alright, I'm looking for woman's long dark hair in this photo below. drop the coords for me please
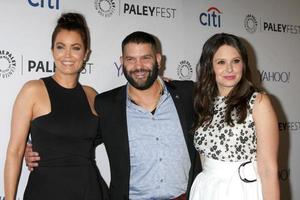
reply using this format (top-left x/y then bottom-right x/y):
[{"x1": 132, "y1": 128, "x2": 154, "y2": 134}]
[{"x1": 193, "y1": 33, "x2": 259, "y2": 129}]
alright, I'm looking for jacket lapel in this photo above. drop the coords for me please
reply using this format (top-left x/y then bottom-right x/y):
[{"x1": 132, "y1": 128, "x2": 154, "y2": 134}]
[{"x1": 115, "y1": 86, "x2": 131, "y2": 185}]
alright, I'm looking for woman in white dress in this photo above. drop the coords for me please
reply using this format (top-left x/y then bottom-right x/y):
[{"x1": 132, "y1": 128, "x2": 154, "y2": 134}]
[{"x1": 190, "y1": 33, "x2": 280, "y2": 200}]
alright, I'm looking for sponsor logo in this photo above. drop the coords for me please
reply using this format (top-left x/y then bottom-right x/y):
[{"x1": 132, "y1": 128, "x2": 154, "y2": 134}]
[
  {"x1": 21, "y1": 57, "x2": 93, "y2": 75},
  {"x1": 81, "y1": 63, "x2": 94, "y2": 74},
  {"x1": 95, "y1": 0, "x2": 176, "y2": 19},
  {"x1": 278, "y1": 121, "x2": 300, "y2": 132},
  {"x1": 244, "y1": 14, "x2": 300, "y2": 34},
  {"x1": 122, "y1": 3, "x2": 176, "y2": 18},
  {"x1": 26, "y1": 59, "x2": 56, "y2": 73},
  {"x1": 114, "y1": 62, "x2": 123, "y2": 77},
  {"x1": 244, "y1": 14, "x2": 258, "y2": 33},
  {"x1": 27, "y1": 0, "x2": 60, "y2": 9},
  {"x1": 199, "y1": 7, "x2": 222, "y2": 28},
  {"x1": 177, "y1": 60, "x2": 193, "y2": 80},
  {"x1": 259, "y1": 70, "x2": 290, "y2": 83},
  {"x1": 263, "y1": 22, "x2": 300, "y2": 34},
  {"x1": 95, "y1": 0, "x2": 116, "y2": 18},
  {"x1": 278, "y1": 168, "x2": 290, "y2": 181},
  {"x1": 0, "y1": 50, "x2": 16, "y2": 78}
]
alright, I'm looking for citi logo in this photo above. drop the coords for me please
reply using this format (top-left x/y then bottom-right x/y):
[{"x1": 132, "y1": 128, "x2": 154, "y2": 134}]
[
  {"x1": 28, "y1": 0, "x2": 60, "y2": 10},
  {"x1": 199, "y1": 7, "x2": 222, "y2": 28}
]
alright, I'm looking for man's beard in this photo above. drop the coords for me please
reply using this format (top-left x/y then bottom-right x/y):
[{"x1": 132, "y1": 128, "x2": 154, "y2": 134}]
[{"x1": 123, "y1": 62, "x2": 159, "y2": 90}]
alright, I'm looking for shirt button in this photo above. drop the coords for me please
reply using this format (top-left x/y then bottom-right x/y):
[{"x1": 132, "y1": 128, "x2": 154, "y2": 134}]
[
  {"x1": 159, "y1": 158, "x2": 162, "y2": 162},
  {"x1": 160, "y1": 179, "x2": 163, "y2": 182},
  {"x1": 156, "y1": 137, "x2": 159, "y2": 141}
]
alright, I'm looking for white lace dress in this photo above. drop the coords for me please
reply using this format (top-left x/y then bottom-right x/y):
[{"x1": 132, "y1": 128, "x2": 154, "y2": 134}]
[{"x1": 190, "y1": 93, "x2": 263, "y2": 200}]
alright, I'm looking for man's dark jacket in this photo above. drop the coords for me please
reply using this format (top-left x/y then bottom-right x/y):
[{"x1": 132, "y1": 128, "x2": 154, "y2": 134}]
[{"x1": 94, "y1": 80, "x2": 201, "y2": 200}]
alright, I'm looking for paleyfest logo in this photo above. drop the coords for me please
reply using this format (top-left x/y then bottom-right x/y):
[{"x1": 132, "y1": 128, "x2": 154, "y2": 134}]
[
  {"x1": 122, "y1": 3, "x2": 176, "y2": 18},
  {"x1": 244, "y1": 14, "x2": 300, "y2": 34},
  {"x1": 95, "y1": 0, "x2": 176, "y2": 19},
  {"x1": 95, "y1": 0, "x2": 116, "y2": 17},
  {"x1": 177, "y1": 60, "x2": 193, "y2": 80},
  {"x1": 244, "y1": 14, "x2": 258, "y2": 33},
  {"x1": 20, "y1": 57, "x2": 94, "y2": 75},
  {"x1": 0, "y1": 50, "x2": 16, "y2": 78},
  {"x1": 278, "y1": 121, "x2": 300, "y2": 132}
]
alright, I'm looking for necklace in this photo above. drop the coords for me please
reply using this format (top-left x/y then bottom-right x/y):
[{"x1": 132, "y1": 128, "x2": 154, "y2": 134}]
[{"x1": 128, "y1": 82, "x2": 164, "y2": 111}]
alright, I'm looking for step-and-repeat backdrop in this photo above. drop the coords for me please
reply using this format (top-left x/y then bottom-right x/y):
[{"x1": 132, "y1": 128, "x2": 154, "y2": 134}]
[{"x1": 1, "y1": 0, "x2": 299, "y2": 199}]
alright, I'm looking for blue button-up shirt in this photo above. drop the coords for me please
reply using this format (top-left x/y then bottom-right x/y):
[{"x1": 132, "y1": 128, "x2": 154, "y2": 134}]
[{"x1": 126, "y1": 78, "x2": 191, "y2": 200}]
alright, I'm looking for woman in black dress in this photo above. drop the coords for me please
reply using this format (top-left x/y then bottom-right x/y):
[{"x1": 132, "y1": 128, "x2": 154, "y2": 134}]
[{"x1": 4, "y1": 12, "x2": 108, "y2": 200}]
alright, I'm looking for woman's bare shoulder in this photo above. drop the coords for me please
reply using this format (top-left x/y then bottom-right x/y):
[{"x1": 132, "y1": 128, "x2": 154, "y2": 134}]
[{"x1": 82, "y1": 85, "x2": 98, "y2": 99}]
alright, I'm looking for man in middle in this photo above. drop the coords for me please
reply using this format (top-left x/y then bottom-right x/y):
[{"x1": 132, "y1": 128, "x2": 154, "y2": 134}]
[{"x1": 94, "y1": 31, "x2": 200, "y2": 200}]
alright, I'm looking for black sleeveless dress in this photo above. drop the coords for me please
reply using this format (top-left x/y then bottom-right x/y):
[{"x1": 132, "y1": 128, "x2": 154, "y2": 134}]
[{"x1": 23, "y1": 76, "x2": 108, "y2": 200}]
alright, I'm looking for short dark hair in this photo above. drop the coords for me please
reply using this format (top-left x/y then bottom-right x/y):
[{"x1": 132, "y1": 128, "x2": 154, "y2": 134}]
[
  {"x1": 121, "y1": 31, "x2": 157, "y2": 53},
  {"x1": 51, "y1": 12, "x2": 90, "y2": 51}
]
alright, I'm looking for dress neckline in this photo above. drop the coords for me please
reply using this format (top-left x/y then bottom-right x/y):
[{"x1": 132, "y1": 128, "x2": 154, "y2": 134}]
[
  {"x1": 215, "y1": 95, "x2": 226, "y2": 101},
  {"x1": 49, "y1": 76, "x2": 80, "y2": 91}
]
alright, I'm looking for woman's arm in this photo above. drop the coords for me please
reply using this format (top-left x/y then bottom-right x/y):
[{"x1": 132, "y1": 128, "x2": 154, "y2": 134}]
[
  {"x1": 253, "y1": 93, "x2": 280, "y2": 200},
  {"x1": 83, "y1": 85, "x2": 103, "y2": 147},
  {"x1": 82, "y1": 85, "x2": 98, "y2": 116},
  {"x1": 4, "y1": 81, "x2": 36, "y2": 200}
]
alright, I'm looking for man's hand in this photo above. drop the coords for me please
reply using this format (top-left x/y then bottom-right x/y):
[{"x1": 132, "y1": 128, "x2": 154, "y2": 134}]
[
  {"x1": 161, "y1": 76, "x2": 173, "y2": 82},
  {"x1": 24, "y1": 143, "x2": 40, "y2": 171}
]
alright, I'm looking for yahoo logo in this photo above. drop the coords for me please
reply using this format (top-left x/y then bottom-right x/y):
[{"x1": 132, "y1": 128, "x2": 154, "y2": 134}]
[{"x1": 114, "y1": 62, "x2": 123, "y2": 77}]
